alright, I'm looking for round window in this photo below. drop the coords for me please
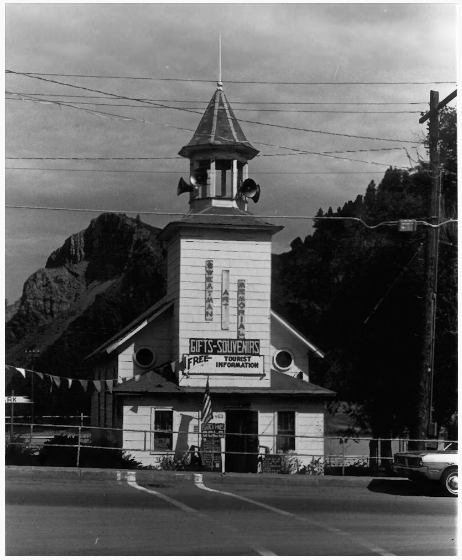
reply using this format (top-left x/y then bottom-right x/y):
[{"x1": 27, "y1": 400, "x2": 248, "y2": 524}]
[
  {"x1": 133, "y1": 347, "x2": 156, "y2": 369},
  {"x1": 274, "y1": 350, "x2": 294, "y2": 371}
]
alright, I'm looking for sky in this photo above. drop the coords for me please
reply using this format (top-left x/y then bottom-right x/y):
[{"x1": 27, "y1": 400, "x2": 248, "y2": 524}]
[{"x1": 5, "y1": 2, "x2": 457, "y2": 303}]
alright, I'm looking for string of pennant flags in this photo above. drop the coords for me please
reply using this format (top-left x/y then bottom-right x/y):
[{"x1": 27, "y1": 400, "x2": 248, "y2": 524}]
[{"x1": 5, "y1": 359, "x2": 181, "y2": 394}]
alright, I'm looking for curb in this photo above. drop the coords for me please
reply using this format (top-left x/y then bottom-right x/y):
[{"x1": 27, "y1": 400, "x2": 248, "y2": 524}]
[{"x1": 6, "y1": 466, "x2": 401, "y2": 488}]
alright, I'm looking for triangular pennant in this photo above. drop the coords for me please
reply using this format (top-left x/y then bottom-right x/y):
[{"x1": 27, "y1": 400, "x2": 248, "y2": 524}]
[
  {"x1": 93, "y1": 380, "x2": 102, "y2": 393},
  {"x1": 170, "y1": 361, "x2": 177, "y2": 373},
  {"x1": 16, "y1": 368, "x2": 27, "y2": 378},
  {"x1": 79, "y1": 379, "x2": 88, "y2": 391},
  {"x1": 67, "y1": 378, "x2": 73, "y2": 389},
  {"x1": 106, "y1": 380, "x2": 113, "y2": 393},
  {"x1": 35, "y1": 371, "x2": 44, "y2": 380},
  {"x1": 52, "y1": 376, "x2": 61, "y2": 388}
]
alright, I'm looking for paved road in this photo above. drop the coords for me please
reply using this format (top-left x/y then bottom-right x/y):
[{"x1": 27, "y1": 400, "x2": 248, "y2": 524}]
[{"x1": 6, "y1": 474, "x2": 457, "y2": 555}]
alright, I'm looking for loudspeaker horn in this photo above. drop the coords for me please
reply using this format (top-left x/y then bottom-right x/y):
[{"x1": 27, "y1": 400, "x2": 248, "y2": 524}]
[
  {"x1": 190, "y1": 168, "x2": 208, "y2": 187},
  {"x1": 177, "y1": 177, "x2": 194, "y2": 196},
  {"x1": 240, "y1": 178, "x2": 261, "y2": 203}
]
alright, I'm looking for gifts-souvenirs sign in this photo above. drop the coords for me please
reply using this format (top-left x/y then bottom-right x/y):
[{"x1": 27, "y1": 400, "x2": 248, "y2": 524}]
[{"x1": 185, "y1": 338, "x2": 264, "y2": 374}]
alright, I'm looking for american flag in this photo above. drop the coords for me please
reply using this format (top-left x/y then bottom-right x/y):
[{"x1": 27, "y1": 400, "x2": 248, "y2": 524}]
[{"x1": 201, "y1": 378, "x2": 213, "y2": 425}]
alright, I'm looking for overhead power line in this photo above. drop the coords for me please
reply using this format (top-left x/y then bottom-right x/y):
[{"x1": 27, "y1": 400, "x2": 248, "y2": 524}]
[
  {"x1": 5, "y1": 205, "x2": 458, "y2": 230},
  {"x1": 6, "y1": 71, "x2": 456, "y2": 85},
  {"x1": 5, "y1": 92, "x2": 430, "y2": 105},
  {"x1": 5, "y1": 167, "x2": 389, "y2": 175},
  {"x1": 5, "y1": 147, "x2": 413, "y2": 160},
  {"x1": 6, "y1": 97, "x2": 422, "y2": 114},
  {"x1": 6, "y1": 72, "x2": 420, "y2": 143}
]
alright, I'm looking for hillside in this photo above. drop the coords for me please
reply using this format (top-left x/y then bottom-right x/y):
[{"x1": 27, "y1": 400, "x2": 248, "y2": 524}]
[{"x1": 6, "y1": 212, "x2": 167, "y2": 415}]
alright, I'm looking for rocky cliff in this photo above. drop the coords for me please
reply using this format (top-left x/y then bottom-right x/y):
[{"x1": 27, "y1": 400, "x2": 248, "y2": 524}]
[{"x1": 6, "y1": 213, "x2": 167, "y2": 414}]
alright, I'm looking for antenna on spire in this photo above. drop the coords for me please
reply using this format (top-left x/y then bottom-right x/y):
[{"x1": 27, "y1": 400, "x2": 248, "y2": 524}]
[{"x1": 217, "y1": 32, "x2": 223, "y2": 90}]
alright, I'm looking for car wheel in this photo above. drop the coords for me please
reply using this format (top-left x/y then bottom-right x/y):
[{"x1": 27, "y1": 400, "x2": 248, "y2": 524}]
[{"x1": 441, "y1": 467, "x2": 458, "y2": 497}]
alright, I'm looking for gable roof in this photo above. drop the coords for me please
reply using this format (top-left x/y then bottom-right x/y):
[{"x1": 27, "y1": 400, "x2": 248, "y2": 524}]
[
  {"x1": 271, "y1": 310, "x2": 325, "y2": 358},
  {"x1": 85, "y1": 296, "x2": 173, "y2": 360},
  {"x1": 113, "y1": 368, "x2": 334, "y2": 396}
]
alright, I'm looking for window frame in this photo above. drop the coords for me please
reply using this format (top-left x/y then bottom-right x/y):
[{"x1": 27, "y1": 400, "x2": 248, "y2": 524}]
[
  {"x1": 150, "y1": 407, "x2": 174, "y2": 453},
  {"x1": 273, "y1": 349, "x2": 294, "y2": 372},
  {"x1": 276, "y1": 410, "x2": 296, "y2": 453},
  {"x1": 133, "y1": 346, "x2": 157, "y2": 369}
]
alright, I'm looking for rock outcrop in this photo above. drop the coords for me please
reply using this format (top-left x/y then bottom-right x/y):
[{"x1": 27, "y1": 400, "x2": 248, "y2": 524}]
[{"x1": 5, "y1": 213, "x2": 167, "y2": 415}]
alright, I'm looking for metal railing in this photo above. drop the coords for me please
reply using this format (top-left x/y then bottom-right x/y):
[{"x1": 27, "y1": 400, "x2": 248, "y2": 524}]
[{"x1": 5, "y1": 421, "x2": 457, "y2": 473}]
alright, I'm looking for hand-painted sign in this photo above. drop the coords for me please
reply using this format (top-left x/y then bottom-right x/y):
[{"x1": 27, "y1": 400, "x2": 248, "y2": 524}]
[
  {"x1": 237, "y1": 279, "x2": 246, "y2": 339},
  {"x1": 5, "y1": 396, "x2": 33, "y2": 404},
  {"x1": 184, "y1": 354, "x2": 264, "y2": 374},
  {"x1": 205, "y1": 260, "x2": 213, "y2": 321},
  {"x1": 189, "y1": 338, "x2": 260, "y2": 355}
]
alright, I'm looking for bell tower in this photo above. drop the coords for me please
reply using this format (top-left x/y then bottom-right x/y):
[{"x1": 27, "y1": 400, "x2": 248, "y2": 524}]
[
  {"x1": 177, "y1": 80, "x2": 260, "y2": 212},
  {"x1": 161, "y1": 79, "x2": 282, "y2": 389}
]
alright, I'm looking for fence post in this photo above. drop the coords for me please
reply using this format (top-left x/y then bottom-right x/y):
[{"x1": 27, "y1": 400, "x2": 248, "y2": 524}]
[
  {"x1": 144, "y1": 431, "x2": 147, "y2": 452},
  {"x1": 341, "y1": 438, "x2": 345, "y2": 476},
  {"x1": 76, "y1": 426, "x2": 82, "y2": 468},
  {"x1": 29, "y1": 423, "x2": 34, "y2": 446}
]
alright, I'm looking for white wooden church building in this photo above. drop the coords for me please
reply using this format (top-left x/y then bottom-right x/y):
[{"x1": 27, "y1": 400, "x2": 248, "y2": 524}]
[{"x1": 88, "y1": 80, "x2": 334, "y2": 472}]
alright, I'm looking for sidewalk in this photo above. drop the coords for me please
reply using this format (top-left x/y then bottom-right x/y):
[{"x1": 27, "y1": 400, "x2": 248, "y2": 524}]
[{"x1": 6, "y1": 465, "x2": 401, "y2": 488}]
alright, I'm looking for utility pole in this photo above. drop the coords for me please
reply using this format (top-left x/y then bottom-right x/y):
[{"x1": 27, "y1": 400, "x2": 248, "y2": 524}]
[
  {"x1": 413, "y1": 89, "x2": 457, "y2": 449},
  {"x1": 25, "y1": 348, "x2": 40, "y2": 424}
]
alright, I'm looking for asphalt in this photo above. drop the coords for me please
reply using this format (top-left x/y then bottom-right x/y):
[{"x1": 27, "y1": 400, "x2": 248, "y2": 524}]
[{"x1": 5, "y1": 465, "x2": 402, "y2": 487}]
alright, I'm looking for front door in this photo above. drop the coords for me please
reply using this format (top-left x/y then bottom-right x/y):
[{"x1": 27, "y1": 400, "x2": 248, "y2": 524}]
[{"x1": 225, "y1": 410, "x2": 259, "y2": 473}]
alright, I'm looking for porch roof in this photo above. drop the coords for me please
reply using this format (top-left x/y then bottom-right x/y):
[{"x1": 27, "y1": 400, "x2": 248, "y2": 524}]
[{"x1": 113, "y1": 369, "x2": 334, "y2": 396}]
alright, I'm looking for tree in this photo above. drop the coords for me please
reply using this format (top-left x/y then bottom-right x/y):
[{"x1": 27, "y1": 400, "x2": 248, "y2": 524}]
[{"x1": 272, "y1": 108, "x2": 457, "y2": 444}]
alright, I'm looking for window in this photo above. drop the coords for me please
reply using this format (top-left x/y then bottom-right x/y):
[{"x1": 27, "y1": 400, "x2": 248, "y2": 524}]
[
  {"x1": 133, "y1": 346, "x2": 156, "y2": 369},
  {"x1": 273, "y1": 349, "x2": 294, "y2": 371},
  {"x1": 277, "y1": 411, "x2": 295, "y2": 452},
  {"x1": 152, "y1": 409, "x2": 173, "y2": 451}
]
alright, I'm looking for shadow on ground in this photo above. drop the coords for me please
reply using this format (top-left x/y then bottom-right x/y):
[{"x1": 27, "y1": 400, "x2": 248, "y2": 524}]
[{"x1": 367, "y1": 478, "x2": 448, "y2": 497}]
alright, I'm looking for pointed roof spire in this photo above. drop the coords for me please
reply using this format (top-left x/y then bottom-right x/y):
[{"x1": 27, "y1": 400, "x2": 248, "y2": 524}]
[
  {"x1": 179, "y1": 35, "x2": 258, "y2": 161},
  {"x1": 178, "y1": 86, "x2": 258, "y2": 160}
]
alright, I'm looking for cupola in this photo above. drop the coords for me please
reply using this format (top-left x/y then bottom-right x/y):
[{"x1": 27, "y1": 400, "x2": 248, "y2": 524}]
[{"x1": 177, "y1": 81, "x2": 260, "y2": 212}]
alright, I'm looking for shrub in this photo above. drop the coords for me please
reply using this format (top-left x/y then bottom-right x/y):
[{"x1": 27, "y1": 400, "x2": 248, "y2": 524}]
[
  {"x1": 297, "y1": 456, "x2": 325, "y2": 475},
  {"x1": 5, "y1": 435, "x2": 37, "y2": 466},
  {"x1": 36, "y1": 433, "x2": 144, "y2": 469},
  {"x1": 155, "y1": 453, "x2": 190, "y2": 471}
]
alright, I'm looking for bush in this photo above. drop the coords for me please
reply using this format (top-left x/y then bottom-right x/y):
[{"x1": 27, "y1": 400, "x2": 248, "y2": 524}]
[
  {"x1": 36, "y1": 433, "x2": 144, "y2": 469},
  {"x1": 5, "y1": 435, "x2": 37, "y2": 466},
  {"x1": 155, "y1": 453, "x2": 191, "y2": 471},
  {"x1": 297, "y1": 456, "x2": 325, "y2": 475}
]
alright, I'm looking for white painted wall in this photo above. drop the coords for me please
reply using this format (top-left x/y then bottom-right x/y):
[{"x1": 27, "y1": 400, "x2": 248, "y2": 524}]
[
  {"x1": 116, "y1": 313, "x2": 173, "y2": 380},
  {"x1": 121, "y1": 396, "x2": 326, "y2": 470},
  {"x1": 166, "y1": 228, "x2": 274, "y2": 389},
  {"x1": 270, "y1": 316, "x2": 319, "y2": 382}
]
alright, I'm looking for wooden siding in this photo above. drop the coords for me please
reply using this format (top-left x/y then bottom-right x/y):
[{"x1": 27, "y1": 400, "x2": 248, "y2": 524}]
[
  {"x1": 116, "y1": 314, "x2": 172, "y2": 380},
  {"x1": 170, "y1": 230, "x2": 273, "y2": 388},
  {"x1": 270, "y1": 316, "x2": 316, "y2": 381},
  {"x1": 121, "y1": 397, "x2": 325, "y2": 468}
]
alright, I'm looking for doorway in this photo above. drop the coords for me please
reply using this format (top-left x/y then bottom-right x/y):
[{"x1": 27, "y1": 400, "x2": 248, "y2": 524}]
[{"x1": 225, "y1": 410, "x2": 259, "y2": 473}]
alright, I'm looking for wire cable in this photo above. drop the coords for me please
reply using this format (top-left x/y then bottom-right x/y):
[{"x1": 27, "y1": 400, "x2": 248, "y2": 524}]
[
  {"x1": 5, "y1": 167, "x2": 389, "y2": 175},
  {"x1": 7, "y1": 71, "x2": 456, "y2": 85},
  {"x1": 5, "y1": 91, "x2": 431, "y2": 104},
  {"x1": 6, "y1": 71, "x2": 420, "y2": 143},
  {"x1": 4, "y1": 204, "x2": 458, "y2": 229},
  {"x1": 6, "y1": 96, "x2": 423, "y2": 114}
]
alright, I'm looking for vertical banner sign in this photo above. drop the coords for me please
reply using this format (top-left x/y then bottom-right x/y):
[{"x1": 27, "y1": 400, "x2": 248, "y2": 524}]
[
  {"x1": 205, "y1": 260, "x2": 214, "y2": 321},
  {"x1": 221, "y1": 270, "x2": 230, "y2": 330},
  {"x1": 237, "y1": 279, "x2": 246, "y2": 339}
]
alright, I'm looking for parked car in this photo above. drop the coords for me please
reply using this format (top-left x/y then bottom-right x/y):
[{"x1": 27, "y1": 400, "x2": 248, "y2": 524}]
[{"x1": 393, "y1": 449, "x2": 458, "y2": 496}]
